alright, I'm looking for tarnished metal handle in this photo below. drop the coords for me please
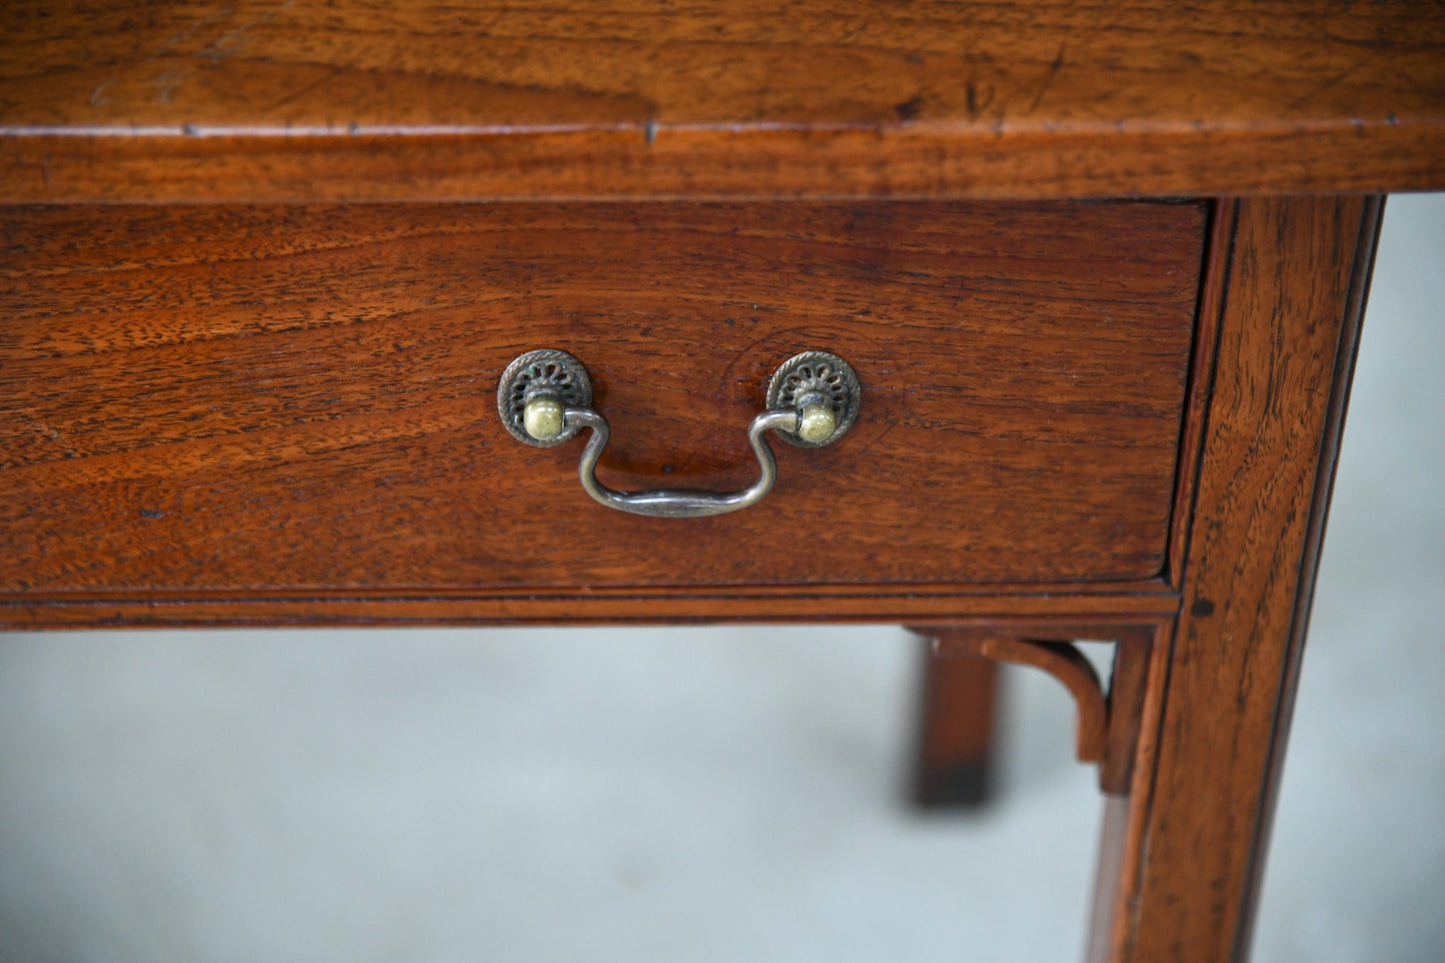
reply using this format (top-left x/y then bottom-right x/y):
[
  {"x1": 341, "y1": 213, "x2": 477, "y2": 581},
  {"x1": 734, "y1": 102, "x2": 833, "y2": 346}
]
[
  {"x1": 564, "y1": 406, "x2": 796, "y2": 517},
  {"x1": 497, "y1": 349, "x2": 860, "y2": 518}
]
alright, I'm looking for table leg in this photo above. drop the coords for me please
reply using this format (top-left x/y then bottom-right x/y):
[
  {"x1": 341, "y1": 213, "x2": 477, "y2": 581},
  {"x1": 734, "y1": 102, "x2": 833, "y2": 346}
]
[
  {"x1": 911, "y1": 640, "x2": 1000, "y2": 807},
  {"x1": 1089, "y1": 195, "x2": 1382, "y2": 962}
]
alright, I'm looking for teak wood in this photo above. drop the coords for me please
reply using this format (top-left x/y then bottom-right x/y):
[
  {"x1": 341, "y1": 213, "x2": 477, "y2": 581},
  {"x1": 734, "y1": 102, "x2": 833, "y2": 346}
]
[{"x1": 1, "y1": 2, "x2": 1437, "y2": 961}]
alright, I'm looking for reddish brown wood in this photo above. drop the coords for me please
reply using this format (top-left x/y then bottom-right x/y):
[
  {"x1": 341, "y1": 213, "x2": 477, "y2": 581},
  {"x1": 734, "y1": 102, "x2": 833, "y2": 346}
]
[
  {"x1": 1087, "y1": 619, "x2": 1176, "y2": 963},
  {"x1": 1095, "y1": 196, "x2": 1382, "y2": 963},
  {"x1": 1165, "y1": 201, "x2": 1237, "y2": 589},
  {"x1": 2, "y1": 2, "x2": 1442, "y2": 202},
  {"x1": 1089, "y1": 794, "x2": 1135, "y2": 963},
  {"x1": 911, "y1": 642, "x2": 1000, "y2": 807},
  {"x1": 933, "y1": 630, "x2": 1109, "y2": 765},
  {"x1": 913, "y1": 621, "x2": 1158, "y2": 802},
  {"x1": 0, "y1": 10, "x2": 1424, "y2": 956},
  {"x1": 0, "y1": 200, "x2": 1202, "y2": 622},
  {"x1": 0, "y1": 592, "x2": 1183, "y2": 631},
  {"x1": 1097, "y1": 628, "x2": 1154, "y2": 796}
]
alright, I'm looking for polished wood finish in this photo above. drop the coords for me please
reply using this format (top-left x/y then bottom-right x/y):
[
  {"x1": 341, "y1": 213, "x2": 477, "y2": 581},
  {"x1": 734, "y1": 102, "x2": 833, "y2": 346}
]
[
  {"x1": 0, "y1": 589, "x2": 1184, "y2": 631},
  {"x1": 0, "y1": 200, "x2": 1202, "y2": 618},
  {"x1": 935, "y1": 632, "x2": 1108, "y2": 765},
  {"x1": 1097, "y1": 630, "x2": 1154, "y2": 798},
  {"x1": 922, "y1": 624, "x2": 1156, "y2": 796},
  {"x1": 1165, "y1": 201, "x2": 1237, "y2": 591},
  {"x1": 0, "y1": 4, "x2": 1430, "y2": 960},
  {"x1": 912, "y1": 644, "x2": 1000, "y2": 807},
  {"x1": 1095, "y1": 195, "x2": 1382, "y2": 962},
  {"x1": 2, "y1": 1, "x2": 1442, "y2": 202}
]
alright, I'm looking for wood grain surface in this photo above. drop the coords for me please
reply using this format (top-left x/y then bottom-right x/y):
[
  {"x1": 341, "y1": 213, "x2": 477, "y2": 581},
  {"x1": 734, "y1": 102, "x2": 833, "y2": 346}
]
[
  {"x1": 934, "y1": 631, "x2": 1109, "y2": 764},
  {"x1": 911, "y1": 641, "x2": 1000, "y2": 807},
  {"x1": 3, "y1": 1, "x2": 1442, "y2": 202},
  {"x1": 1099, "y1": 196, "x2": 1382, "y2": 962},
  {"x1": 0, "y1": 200, "x2": 1203, "y2": 612},
  {"x1": 0, "y1": 591, "x2": 1187, "y2": 631},
  {"x1": 914, "y1": 619, "x2": 1159, "y2": 811}
]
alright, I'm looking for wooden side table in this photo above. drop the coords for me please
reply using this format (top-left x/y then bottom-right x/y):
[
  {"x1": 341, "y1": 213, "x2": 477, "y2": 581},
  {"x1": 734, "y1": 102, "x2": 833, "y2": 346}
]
[{"x1": 3, "y1": 4, "x2": 1442, "y2": 960}]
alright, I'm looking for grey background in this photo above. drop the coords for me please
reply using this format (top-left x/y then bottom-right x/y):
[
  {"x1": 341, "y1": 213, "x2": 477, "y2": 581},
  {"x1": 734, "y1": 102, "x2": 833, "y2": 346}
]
[{"x1": 3, "y1": 195, "x2": 1441, "y2": 961}]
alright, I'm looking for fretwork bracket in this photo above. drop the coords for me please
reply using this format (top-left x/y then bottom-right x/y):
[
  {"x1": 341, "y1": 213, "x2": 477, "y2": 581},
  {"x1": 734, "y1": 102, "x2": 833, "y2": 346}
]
[{"x1": 911, "y1": 622, "x2": 1159, "y2": 795}]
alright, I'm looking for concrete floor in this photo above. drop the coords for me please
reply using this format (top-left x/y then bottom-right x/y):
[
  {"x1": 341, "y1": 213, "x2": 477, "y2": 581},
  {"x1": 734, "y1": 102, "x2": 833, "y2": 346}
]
[{"x1": 2, "y1": 195, "x2": 1441, "y2": 962}]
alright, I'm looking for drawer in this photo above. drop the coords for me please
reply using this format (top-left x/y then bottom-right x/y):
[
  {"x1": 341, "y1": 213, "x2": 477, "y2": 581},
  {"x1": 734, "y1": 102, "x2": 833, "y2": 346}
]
[{"x1": 0, "y1": 201, "x2": 1205, "y2": 595}]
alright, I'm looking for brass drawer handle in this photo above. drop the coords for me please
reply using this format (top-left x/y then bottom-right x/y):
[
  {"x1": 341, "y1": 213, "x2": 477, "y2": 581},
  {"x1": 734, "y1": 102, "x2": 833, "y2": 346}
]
[{"x1": 498, "y1": 349, "x2": 860, "y2": 518}]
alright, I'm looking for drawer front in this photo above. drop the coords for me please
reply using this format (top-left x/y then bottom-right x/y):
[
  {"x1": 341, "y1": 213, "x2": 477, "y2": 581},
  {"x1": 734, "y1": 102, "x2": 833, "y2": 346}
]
[{"x1": 0, "y1": 201, "x2": 1204, "y2": 595}]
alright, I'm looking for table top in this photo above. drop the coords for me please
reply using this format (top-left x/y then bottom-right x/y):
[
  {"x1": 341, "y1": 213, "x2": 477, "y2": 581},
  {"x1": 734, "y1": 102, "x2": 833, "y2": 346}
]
[{"x1": 3, "y1": 0, "x2": 1443, "y2": 203}]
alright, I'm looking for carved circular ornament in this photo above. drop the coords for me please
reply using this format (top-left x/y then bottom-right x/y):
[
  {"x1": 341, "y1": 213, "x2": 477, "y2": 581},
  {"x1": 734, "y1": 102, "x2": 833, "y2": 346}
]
[
  {"x1": 496, "y1": 348, "x2": 594, "y2": 447},
  {"x1": 765, "y1": 350, "x2": 861, "y2": 447}
]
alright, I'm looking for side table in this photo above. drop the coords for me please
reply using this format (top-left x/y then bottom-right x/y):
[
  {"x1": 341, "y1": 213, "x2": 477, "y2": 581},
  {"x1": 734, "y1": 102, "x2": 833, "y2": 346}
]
[{"x1": 2, "y1": 4, "x2": 1442, "y2": 961}]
